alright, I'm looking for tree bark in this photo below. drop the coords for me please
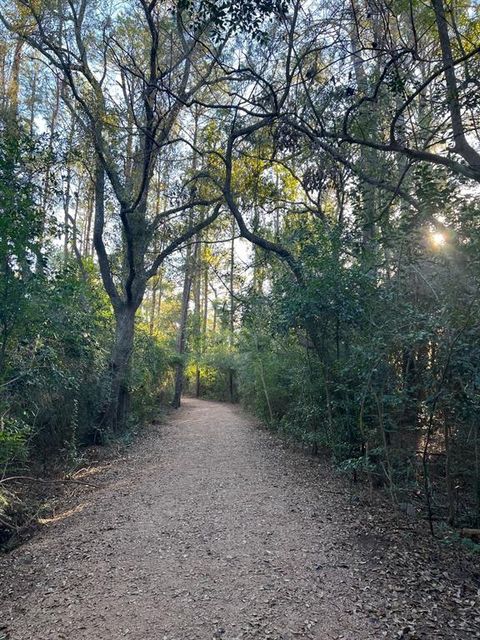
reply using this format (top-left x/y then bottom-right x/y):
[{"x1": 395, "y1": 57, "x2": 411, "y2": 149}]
[
  {"x1": 93, "y1": 160, "x2": 138, "y2": 433},
  {"x1": 193, "y1": 238, "x2": 202, "y2": 399},
  {"x1": 149, "y1": 280, "x2": 158, "y2": 336},
  {"x1": 172, "y1": 109, "x2": 200, "y2": 407},
  {"x1": 102, "y1": 305, "x2": 136, "y2": 433},
  {"x1": 229, "y1": 217, "x2": 235, "y2": 402},
  {"x1": 172, "y1": 248, "x2": 193, "y2": 408}
]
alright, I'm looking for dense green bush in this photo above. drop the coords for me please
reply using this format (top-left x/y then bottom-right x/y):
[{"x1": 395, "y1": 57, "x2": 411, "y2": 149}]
[
  {"x1": 0, "y1": 130, "x2": 175, "y2": 482},
  {"x1": 234, "y1": 208, "x2": 480, "y2": 528},
  {"x1": 186, "y1": 345, "x2": 237, "y2": 401},
  {"x1": 0, "y1": 262, "x2": 175, "y2": 468},
  {"x1": 130, "y1": 323, "x2": 175, "y2": 424}
]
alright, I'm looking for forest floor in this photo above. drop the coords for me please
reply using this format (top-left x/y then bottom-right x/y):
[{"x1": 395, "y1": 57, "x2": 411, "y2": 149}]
[{"x1": 1, "y1": 398, "x2": 479, "y2": 640}]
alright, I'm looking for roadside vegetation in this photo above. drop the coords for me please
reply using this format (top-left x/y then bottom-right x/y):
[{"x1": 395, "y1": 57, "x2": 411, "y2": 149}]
[{"x1": 1, "y1": 0, "x2": 480, "y2": 544}]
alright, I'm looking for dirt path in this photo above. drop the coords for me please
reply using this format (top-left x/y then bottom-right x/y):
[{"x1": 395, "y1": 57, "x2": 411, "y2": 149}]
[{"x1": 1, "y1": 399, "x2": 479, "y2": 639}]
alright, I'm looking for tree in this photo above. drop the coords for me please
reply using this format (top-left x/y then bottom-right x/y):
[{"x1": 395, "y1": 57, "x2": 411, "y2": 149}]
[
  {"x1": 282, "y1": 0, "x2": 480, "y2": 185},
  {"x1": 1, "y1": 0, "x2": 226, "y2": 429}
]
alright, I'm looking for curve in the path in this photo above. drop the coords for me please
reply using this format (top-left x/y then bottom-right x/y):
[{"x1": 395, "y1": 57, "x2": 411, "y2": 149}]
[
  {"x1": 0, "y1": 399, "x2": 397, "y2": 639},
  {"x1": 0, "y1": 400, "x2": 478, "y2": 640}
]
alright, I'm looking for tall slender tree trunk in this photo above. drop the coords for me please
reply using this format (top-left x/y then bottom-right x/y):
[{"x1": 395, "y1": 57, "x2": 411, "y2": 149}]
[
  {"x1": 63, "y1": 165, "x2": 72, "y2": 262},
  {"x1": 37, "y1": 78, "x2": 61, "y2": 273},
  {"x1": 229, "y1": 218, "x2": 235, "y2": 402},
  {"x1": 198, "y1": 260, "x2": 209, "y2": 398},
  {"x1": 475, "y1": 418, "x2": 480, "y2": 526},
  {"x1": 193, "y1": 239, "x2": 202, "y2": 398},
  {"x1": 172, "y1": 246, "x2": 193, "y2": 408},
  {"x1": 6, "y1": 38, "x2": 22, "y2": 124},
  {"x1": 72, "y1": 188, "x2": 80, "y2": 256},
  {"x1": 28, "y1": 61, "x2": 39, "y2": 138},
  {"x1": 82, "y1": 182, "x2": 94, "y2": 257},
  {"x1": 62, "y1": 119, "x2": 76, "y2": 262},
  {"x1": 149, "y1": 281, "x2": 158, "y2": 336},
  {"x1": 349, "y1": 5, "x2": 382, "y2": 264},
  {"x1": 172, "y1": 108, "x2": 200, "y2": 408}
]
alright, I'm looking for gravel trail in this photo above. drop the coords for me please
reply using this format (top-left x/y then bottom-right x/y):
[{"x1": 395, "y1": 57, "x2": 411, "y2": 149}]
[{"x1": 1, "y1": 398, "x2": 478, "y2": 639}]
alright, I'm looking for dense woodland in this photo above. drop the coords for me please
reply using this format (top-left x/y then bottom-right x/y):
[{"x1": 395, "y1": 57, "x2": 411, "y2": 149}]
[{"x1": 0, "y1": 0, "x2": 480, "y2": 541}]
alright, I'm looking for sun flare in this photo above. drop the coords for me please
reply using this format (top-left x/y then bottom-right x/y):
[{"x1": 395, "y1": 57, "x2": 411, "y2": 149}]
[{"x1": 431, "y1": 231, "x2": 447, "y2": 248}]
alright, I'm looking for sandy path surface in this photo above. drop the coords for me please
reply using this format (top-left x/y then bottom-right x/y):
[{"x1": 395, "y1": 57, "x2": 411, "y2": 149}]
[{"x1": 1, "y1": 398, "x2": 479, "y2": 639}]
